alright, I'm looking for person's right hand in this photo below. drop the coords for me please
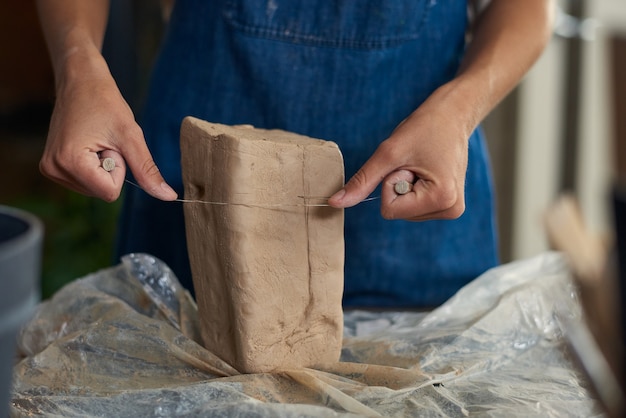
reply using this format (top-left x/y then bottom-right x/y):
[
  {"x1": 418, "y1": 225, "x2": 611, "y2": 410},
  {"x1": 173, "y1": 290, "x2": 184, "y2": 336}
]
[{"x1": 40, "y1": 53, "x2": 177, "y2": 202}]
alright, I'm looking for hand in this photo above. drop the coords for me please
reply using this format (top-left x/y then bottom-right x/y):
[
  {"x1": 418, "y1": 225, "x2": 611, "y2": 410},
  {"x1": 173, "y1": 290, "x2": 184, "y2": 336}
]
[
  {"x1": 40, "y1": 55, "x2": 177, "y2": 202},
  {"x1": 328, "y1": 85, "x2": 470, "y2": 221}
]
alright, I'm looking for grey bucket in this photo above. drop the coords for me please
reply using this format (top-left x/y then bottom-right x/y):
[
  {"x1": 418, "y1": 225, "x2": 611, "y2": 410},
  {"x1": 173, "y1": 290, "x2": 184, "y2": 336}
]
[{"x1": 0, "y1": 206, "x2": 42, "y2": 416}]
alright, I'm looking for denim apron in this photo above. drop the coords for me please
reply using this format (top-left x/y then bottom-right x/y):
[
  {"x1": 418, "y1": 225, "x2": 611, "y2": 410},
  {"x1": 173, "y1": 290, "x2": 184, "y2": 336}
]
[{"x1": 117, "y1": 0, "x2": 499, "y2": 308}]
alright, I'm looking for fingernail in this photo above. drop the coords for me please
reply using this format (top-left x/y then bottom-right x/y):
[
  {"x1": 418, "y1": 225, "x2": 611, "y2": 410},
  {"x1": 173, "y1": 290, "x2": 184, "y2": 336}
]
[
  {"x1": 330, "y1": 188, "x2": 346, "y2": 201},
  {"x1": 161, "y1": 182, "x2": 178, "y2": 200}
]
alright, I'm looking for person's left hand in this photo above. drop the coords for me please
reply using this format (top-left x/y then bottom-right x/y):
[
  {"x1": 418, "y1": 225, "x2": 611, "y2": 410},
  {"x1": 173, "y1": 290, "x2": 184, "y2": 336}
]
[{"x1": 328, "y1": 85, "x2": 472, "y2": 221}]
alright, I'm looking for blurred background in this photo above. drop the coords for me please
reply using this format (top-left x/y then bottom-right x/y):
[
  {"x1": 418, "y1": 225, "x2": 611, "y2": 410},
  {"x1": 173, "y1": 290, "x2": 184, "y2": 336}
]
[
  {"x1": 0, "y1": 0, "x2": 166, "y2": 298},
  {"x1": 1, "y1": 0, "x2": 625, "y2": 299}
]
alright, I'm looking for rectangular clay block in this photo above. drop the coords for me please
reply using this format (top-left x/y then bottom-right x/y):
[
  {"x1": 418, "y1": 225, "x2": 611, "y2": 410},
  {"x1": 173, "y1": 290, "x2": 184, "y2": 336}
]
[{"x1": 180, "y1": 116, "x2": 345, "y2": 373}]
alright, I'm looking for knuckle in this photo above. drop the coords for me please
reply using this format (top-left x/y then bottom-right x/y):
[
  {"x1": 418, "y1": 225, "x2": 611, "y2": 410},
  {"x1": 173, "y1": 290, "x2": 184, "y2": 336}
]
[
  {"x1": 102, "y1": 189, "x2": 121, "y2": 203},
  {"x1": 380, "y1": 206, "x2": 397, "y2": 220},
  {"x1": 428, "y1": 181, "x2": 466, "y2": 219},
  {"x1": 434, "y1": 182, "x2": 459, "y2": 212},
  {"x1": 112, "y1": 116, "x2": 143, "y2": 141},
  {"x1": 436, "y1": 184, "x2": 465, "y2": 219},
  {"x1": 39, "y1": 155, "x2": 64, "y2": 181},
  {"x1": 126, "y1": 122, "x2": 144, "y2": 139},
  {"x1": 441, "y1": 201, "x2": 465, "y2": 219},
  {"x1": 38, "y1": 157, "x2": 53, "y2": 177},
  {"x1": 348, "y1": 168, "x2": 369, "y2": 188},
  {"x1": 377, "y1": 140, "x2": 402, "y2": 161},
  {"x1": 140, "y1": 158, "x2": 161, "y2": 177}
]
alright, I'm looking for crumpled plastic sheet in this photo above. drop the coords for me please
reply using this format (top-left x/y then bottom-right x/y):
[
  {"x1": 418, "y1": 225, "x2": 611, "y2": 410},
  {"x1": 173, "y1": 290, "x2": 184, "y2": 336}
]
[{"x1": 10, "y1": 252, "x2": 602, "y2": 417}]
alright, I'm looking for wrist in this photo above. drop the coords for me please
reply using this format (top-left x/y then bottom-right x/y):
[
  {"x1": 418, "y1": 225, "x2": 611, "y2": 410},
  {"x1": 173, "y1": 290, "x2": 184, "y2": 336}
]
[
  {"x1": 423, "y1": 77, "x2": 489, "y2": 138},
  {"x1": 52, "y1": 29, "x2": 110, "y2": 91}
]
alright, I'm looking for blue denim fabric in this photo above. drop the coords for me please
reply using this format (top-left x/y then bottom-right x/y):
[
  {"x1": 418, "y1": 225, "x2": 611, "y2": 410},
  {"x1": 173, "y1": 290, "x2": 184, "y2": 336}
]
[{"x1": 117, "y1": 0, "x2": 499, "y2": 308}]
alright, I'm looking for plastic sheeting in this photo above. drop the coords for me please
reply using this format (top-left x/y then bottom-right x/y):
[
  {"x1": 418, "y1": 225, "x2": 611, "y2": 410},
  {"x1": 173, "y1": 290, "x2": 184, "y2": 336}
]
[{"x1": 10, "y1": 252, "x2": 602, "y2": 417}]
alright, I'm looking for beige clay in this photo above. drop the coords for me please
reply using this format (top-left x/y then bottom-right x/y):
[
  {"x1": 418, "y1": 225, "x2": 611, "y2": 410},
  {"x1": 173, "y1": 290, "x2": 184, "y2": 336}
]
[{"x1": 180, "y1": 117, "x2": 345, "y2": 373}]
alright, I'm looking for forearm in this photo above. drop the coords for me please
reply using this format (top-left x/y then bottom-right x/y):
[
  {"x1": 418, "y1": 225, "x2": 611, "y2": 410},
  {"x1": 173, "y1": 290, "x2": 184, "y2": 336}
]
[
  {"x1": 36, "y1": 0, "x2": 111, "y2": 88},
  {"x1": 442, "y1": 0, "x2": 555, "y2": 134}
]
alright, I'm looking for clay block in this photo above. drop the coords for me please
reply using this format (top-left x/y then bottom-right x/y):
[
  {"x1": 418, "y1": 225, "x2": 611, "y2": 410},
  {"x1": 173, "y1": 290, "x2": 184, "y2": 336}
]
[{"x1": 180, "y1": 117, "x2": 345, "y2": 373}]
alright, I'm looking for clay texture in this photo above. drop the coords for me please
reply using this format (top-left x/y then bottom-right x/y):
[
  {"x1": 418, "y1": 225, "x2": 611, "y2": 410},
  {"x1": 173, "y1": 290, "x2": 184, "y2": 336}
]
[{"x1": 180, "y1": 117, "x2": 345, "y2": 373}]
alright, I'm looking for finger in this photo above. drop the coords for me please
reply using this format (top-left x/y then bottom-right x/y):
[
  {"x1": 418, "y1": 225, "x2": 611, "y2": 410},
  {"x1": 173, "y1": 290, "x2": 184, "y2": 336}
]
[
  {"x1": 328, "y1": 148, "x2": 395, "y2": 209},
  {"x1": 380, "y1": 169, "x2": 417, "y2": 203},
  {"x1": 74, "y1": 149, "x2": 125, "y2": 202},
  {"x1": 99, "y1": 148, "x2": 127, "y2": 187},
  {"x1": 120, "y1": 128, "x2": 178, "y2": 201},
  {"x1": 41, "y1": 166, "x2": 93, "y2": 197},
  {"x1": 40, "y1": 149, "x2": 125, "y2": 202},
  {"x1": 380, "y1": 177, "x2": 465, "y2": 221}
]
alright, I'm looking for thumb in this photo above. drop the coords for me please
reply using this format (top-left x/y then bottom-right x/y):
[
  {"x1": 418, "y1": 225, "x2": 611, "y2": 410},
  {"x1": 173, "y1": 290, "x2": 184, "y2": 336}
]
[
  {"x1": 328, "y1": 152, "x2": 390, "y2": 208},
  {"x1": 123, "y1": 139, "x2": 178, "y2": 201}
]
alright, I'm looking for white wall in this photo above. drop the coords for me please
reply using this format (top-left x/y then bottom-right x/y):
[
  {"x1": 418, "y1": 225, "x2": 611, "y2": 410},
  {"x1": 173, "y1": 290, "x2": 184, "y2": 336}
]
[
  {"x1": 511, "y1": 0, "x2": 626, "y2": 260},
  {"x1": 512, "y1": 34, "x2": 565, "y2": 260}
]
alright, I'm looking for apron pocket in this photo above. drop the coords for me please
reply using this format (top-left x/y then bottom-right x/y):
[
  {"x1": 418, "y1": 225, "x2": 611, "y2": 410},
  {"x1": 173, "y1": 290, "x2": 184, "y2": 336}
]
[{"x1": 223, "y1": 0, "x2": 435, "y2": 49}]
